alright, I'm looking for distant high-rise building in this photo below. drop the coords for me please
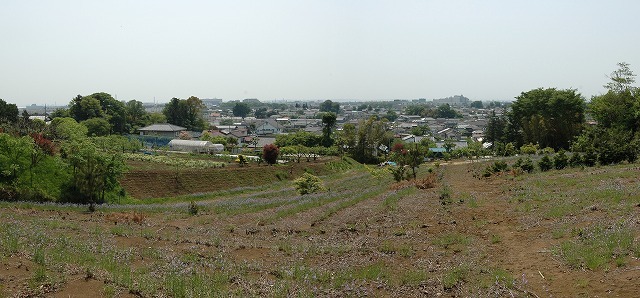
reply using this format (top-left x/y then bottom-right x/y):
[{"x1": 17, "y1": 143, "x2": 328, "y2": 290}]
[
  {"x1": 433, "y1": 95, "x2": 470, "y2": 106},
  {"x1": 201, "y1": 98, "x2": 223, "y2": 107}
]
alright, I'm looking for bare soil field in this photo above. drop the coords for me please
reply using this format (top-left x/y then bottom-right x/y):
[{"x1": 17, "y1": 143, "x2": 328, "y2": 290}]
[{"x1": 1, "y1": 160, "x2": 639, "y2": 297}]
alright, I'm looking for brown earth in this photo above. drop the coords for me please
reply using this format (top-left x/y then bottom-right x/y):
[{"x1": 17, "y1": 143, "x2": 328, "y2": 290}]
[
  {"x1": 1, "y1": 161, "x2": 639, "y2": 297},
  {"x1": 120, "y1": 159, "x2": 332, "y2": 199}
]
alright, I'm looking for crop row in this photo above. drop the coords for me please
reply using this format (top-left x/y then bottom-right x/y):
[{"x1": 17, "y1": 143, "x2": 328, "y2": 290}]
[{"x1": 123, "y1": 153, "x2": 226, "y2": 169}]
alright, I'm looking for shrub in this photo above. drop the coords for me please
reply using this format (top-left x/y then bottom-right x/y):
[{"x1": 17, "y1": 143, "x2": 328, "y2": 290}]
[
  {"x1": 262, "y1": 144, "x2": 279, "y2": 165},
  {"x1": 514, "y1": 157, "x2": 534, "y2": 173},
  {"x1": 483, "y1": 160, "x2": 510, "y2": 177},
  {"x1": 541, "y1": 147, "x2": 555, "y2": 155},
  {"x1": 293, "y1": 173, "x2": 325, "y2": 195},
  {"x1": 519, "y1": 143, "x2": 538, "y2": 155},
  {"x1": 188, "y1": 201, "x2": 198, "y2": 215},
  {"x1": 414, "y1": 173, "x2": 437, "y2": 189},
  {"x1": 554, "y1": 150, "x2": 569, "y2": 170},
  {"x1": 390, "y1": 165, "x2": 408, "y2": 182},
  {"x1": 538, "y1": 155, "x2": 553, "y2": 171},
  {"x1": 583, "y1": 149, "x2": 597, "y2": 167},
  {"x1": 569, "y1": 152, "x2": 583, "y2": 167}
]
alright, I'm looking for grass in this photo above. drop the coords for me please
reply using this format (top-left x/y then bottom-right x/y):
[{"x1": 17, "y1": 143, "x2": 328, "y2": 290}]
[
  {"x1": 3, "y1": 161, "x2": 640, "y2": 296},
  {"x1": 442, "y1": 265, "x2": 468, "y2": 290},
  {"x1": 433, "y1": 232, "x2": 472, "y2": 251},
  {"x1": 556, "y1": 224, "x2": 638, "y2": 270}
]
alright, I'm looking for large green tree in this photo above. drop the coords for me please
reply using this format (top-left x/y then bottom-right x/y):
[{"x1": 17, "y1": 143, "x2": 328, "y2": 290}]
[
  {"x1": 319, "y1": 100, "x2": 340, "y2": 114},
  {"x1": 162, "y1": 97, "x2": 207, "y2": 131},
  {"x1": 0, "y1": 99, "x2": 19, "y2": 124},
  {"x1": 68, "y1": 92, "x2": 128, "y2": 134},
  {"x1": 232, "y1": 102, "x2": 251, "y2": 118},
  {"x1": 509, "y1": 88, "x2": 585, "y2": 150},
  {"x1": 125, "y1": 100, "x2": 149, "y2": 132},
  {"x1": 340, "y1": 117, "x2": 393, "y2": 164},
  {"x1": 573, "y1": 62, "x2": 640, "y2": 164}
]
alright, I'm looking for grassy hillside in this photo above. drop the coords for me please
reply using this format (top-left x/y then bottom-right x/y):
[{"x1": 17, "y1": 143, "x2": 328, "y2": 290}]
[{"x1": 1, "y1": 160, "x2": 639, "y2": 297}]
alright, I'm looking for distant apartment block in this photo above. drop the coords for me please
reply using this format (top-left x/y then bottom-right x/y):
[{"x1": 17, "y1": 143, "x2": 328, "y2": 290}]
[{"x1": 433, "y1": 95, "x2": 470, "y2": 106}]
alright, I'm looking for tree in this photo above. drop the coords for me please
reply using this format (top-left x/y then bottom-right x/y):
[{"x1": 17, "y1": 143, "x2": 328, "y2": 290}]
[
  {"x1": 262, "y1": 144, "x2": 279, "y2": 165},
  {"x1": 573, "y1": 63, "x2": 640, "y2": 164},
  {"x1": 321, "y1": 112, "x2": 337, "y2": 147},
  {"x1": 69, "y1": 95, "x2": 103, "y2": 121},
  {"x1": 254, "y1": 107, "x2": 268, "y2": 119},
  {"x1": 411, "y1": 124, "x2": 430, "y2": 136},
  {"x1": 319, "y1": 100, "x2": 340, "y2": 114},
  {"x1": 82, "y1": 118, "x2": 111, "y2": 137},
  {"x1": 60, "y1": 140, "x2": 126, "y2": 208},
  {"x1": 509, "y1": 88, "x2": 585, "y2": 150},
  {"x1": 405, "y1": 143, "x2": 425, "y2": 179},
  {"x1": 125, "y1": 100, "x2": 148, "y2": 132},
  {"x1": 343, "y1": 117, "x2": 393, "y2": 164},
  {"x1": 49, "y1": 117, "x2": 88, "y2": 141},
  {"x1": 147, "y1": 112, "x2": 167, "y2": 124},
  {"x1": 434, "y1": 104, "x2": 462, "y2": 119},
  {"x1": 443, "y1": 139, "x2": 456, "y2": 152},
  {"x1": 484, "y1": 110, "x2": 506, "y2": 148},
  {"x1": 201, "y1": 132, "x2": 228, "y2": 146},
  {"x1": 163, "y1": 98, "x2": 183, "y2": 125},
  {"x1": 68, "y1": 93, "x2": 128, "y2": 134},
  {"x1": 162, "y1": 97, "x2": 207, "y2": 131},
  {"x1": 604, "y1": 62, "x2": 636, "y2": 93},
  {"x1": 232, "y1": 102, "x2": 251, "y2": 118},
  {"x1": 382, "y1": 110, "x2": 398, "y2": 122},
  {"x1": 470, "y1": 101, "x2": 483, "y2": 109},
  {"x1": 0, "y1": 99, "x2": 19, "y2": 124}
]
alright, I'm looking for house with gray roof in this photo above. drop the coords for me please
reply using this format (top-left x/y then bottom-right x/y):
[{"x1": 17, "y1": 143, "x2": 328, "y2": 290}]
[{"x1": 137, "y1": 123, "x2": 186, "y2": 137}]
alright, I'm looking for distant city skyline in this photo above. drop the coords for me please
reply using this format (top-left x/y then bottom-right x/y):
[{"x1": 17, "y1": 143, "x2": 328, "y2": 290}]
[{"x1": 2, "y1": 1, "x2": 639, "y2": 107}]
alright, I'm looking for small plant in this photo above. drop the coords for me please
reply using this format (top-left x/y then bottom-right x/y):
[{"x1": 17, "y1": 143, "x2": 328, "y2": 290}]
[
  {"x1": 442, "y1": 266, "x2": 468, "y2": 290},
  {"x1": 274, "y1": 170, "x2": 289, "y2": 181},
  {"x1": 439, "y1": 184, "x2": 452, "y2": 205},
  {"x1": 293, "y1": 173, "x2": 325, "y2": 195},
  {"x1": 188, "y1": 201, "x2": 199, "y2": 215},
  {"x1": 235, "y1": 154, "x2": 248, "y2": 167}
]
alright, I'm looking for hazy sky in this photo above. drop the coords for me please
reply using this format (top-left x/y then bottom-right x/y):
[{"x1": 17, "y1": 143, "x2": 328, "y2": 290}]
[{"x1": 2, "y1": 0, "x2": 639, "y2": 106}]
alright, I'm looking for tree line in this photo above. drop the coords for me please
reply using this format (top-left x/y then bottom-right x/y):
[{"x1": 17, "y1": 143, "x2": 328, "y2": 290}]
[{"x1": 485, "y1": 62, "x2": 639, "y2": 165}]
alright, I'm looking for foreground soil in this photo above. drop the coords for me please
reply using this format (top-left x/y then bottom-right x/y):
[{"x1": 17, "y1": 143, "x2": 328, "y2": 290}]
[{"x1": 1, "y1": 161, "x2": 639, "y2": 297}]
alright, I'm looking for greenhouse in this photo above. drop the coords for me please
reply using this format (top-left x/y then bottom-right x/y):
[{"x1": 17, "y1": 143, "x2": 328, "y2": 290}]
[{"x1": 167, "y1": 139, "x2": 224, "y2": 154}]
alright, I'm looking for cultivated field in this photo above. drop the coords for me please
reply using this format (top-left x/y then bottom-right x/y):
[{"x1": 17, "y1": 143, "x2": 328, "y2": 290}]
[{"x1": 1, "y1": 158, "x2": 639, "y2": 297}]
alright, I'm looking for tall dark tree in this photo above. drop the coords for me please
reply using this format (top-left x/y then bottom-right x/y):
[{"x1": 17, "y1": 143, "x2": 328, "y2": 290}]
[
  {"x1": 162, "y1": 97, "x2": 207, "y2": 131},
  {"x1": 434, "y1": 104, "x2": 462, "y2": 119},
  {"x1": 484, "y1": 110, "x2": 506, "y2": 148},
  {"x1": 68, "y1": 93, "x2": 128, "y2": 134},
  {"x1": 232, "y1": 102, "x2": 251, "y2": 118},
  {"x1": 319, "y1": 100, "x2": 340, "y2": 114},
  {"x1": 321, "y1": 112, "x2": 337, "y2": 147},
  {"x1": 0, "y1": 99, "x2": 19, "y2": 124},
  {"x1": 125, "y1": 100, "x2": 148, "y2": 132},
  {"x1": 470, "y1": 101, "x2": 483, "y2": 109},
  {"x1": 509, "y1": 88, "x2": 585, "y2": 150},
  {"x1": 163, "y1": 98, "x2": 183, "y2": 125}
]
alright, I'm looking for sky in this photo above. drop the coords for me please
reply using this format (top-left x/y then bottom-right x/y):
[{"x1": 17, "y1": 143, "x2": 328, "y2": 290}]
[{"x1": 2, "y1": 0, "x2": 639, "y2": 107}]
